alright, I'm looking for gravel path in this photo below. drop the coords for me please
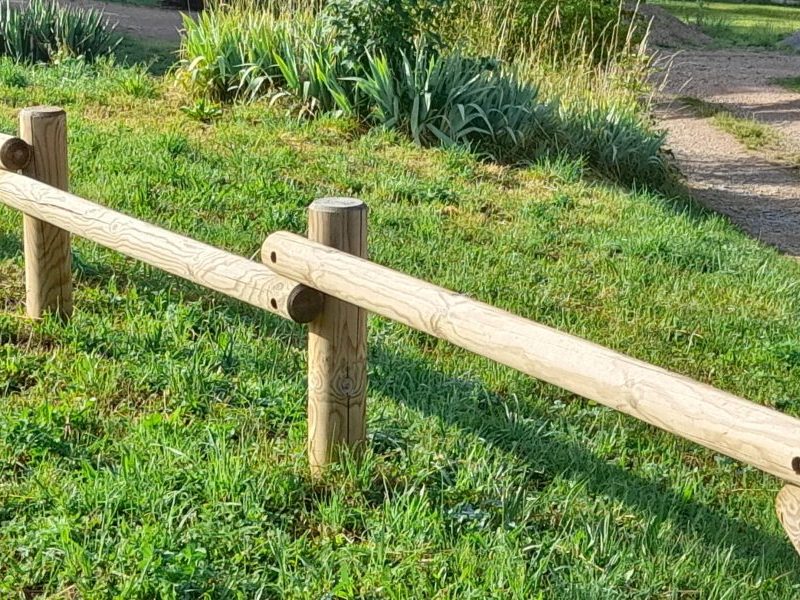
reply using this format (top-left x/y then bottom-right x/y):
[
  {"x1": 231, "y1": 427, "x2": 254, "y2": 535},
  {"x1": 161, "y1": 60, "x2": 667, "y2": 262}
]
[
  {"x1": 656, "y1": 48, "x2": 800, "y2": 257},
  {"x1": 660, "y1": 49, "x2": 800, "y2": 146}
]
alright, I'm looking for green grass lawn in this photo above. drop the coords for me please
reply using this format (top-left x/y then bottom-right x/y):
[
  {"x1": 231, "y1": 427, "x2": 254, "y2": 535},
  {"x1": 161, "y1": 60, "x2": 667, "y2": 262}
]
[
  {"x1": 653, "y1": 0, "x2": 800, "y2": 47},
  {"x1": 1, "y1": 51, "x2": 800, "y2": 597}
]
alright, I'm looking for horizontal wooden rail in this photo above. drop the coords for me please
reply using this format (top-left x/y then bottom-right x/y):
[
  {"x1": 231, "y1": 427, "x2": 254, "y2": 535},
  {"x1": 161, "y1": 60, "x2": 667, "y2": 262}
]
[
  {"x1": 0, "y1": 170, "x2": 322, "y2": 322},
  {"x1": 264, "y1": 231, "x2": 800, "y2": 486}
]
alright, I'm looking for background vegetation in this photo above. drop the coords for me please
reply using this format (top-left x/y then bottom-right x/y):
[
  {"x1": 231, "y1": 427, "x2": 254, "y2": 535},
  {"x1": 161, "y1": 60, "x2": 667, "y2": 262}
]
[
  {"x1": 176, "y1": 0, "x2": 667, "y2": 186},
  {"x1": 1, "y1": 0, "x2": 799, "y2": 597},
  {"x1": 653, "y1": 0, "x2": 800, "y2": 47},
  {"x1": 0, "y1": 0, "x2": 119, "y2": 63}
]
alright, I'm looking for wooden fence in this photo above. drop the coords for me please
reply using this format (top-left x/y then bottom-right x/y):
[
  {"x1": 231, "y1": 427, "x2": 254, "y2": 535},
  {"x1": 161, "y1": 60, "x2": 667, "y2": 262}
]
[{"x1": 2, "y1": 106, "x2": 800, "y2": 557}]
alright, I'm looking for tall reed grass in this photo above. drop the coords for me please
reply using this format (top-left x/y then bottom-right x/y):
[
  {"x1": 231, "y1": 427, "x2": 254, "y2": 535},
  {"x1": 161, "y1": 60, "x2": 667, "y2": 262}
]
[{"x1": 0, "y1": 0, "x2": 118, "y2": 63}]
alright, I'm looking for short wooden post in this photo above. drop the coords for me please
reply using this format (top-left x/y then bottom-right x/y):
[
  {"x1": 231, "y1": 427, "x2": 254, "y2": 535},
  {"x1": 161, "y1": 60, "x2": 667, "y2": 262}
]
[
  {"x1": 306, "y1": 198, "x2": 368, "y2": 474},
  {"x1": 19, "y1": 106, "x2": 72, "y2": 320}
]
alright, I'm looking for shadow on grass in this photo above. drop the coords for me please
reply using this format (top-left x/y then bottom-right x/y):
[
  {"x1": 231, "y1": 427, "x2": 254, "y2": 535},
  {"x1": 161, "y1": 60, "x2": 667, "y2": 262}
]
[
  {"x1": 1, "y1": 206, "x2": 795, "y2": 580},
  {"x1": 115, "y1": 36, "x2": 180, "y2": 76},
  {"x1": 0, "y1": 231, "x2": 22, "y2": 258},
  {"x1": 368, "y1": 343, "x2": 800, "y2": 578}
]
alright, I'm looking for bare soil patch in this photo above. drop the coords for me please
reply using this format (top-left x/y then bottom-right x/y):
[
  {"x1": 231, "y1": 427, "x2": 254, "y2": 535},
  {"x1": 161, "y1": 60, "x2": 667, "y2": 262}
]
[{"x1": 639, "y1": 4, "x2": 713, "y2": 49}]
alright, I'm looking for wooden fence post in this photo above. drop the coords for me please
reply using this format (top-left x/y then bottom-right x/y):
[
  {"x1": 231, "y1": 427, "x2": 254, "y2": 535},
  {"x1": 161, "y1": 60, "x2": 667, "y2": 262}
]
[
  {"x1": 19, "y1": 106, "x2": 72, "y2": 320},
  {"x1": 305, "y1": 198, "x2": 368, "y2": 474}
]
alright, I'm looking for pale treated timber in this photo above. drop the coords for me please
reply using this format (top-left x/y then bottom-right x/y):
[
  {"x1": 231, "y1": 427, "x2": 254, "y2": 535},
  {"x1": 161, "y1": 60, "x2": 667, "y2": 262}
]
[
  {"x1": 263, "y1": 232, "x2": 800, "y2": 486},
  {"x1": 306, "y1": 198, "x2": 368, "y2": 474},
  {"x1": 0, "y1": 133, "x2": 32, "y2": 171},
  {"x1": 776, "y1": 485, "x2": 800, "y2": 555},
  {"x1": 20, "y1": 107, "x2": 73, "y2": 319},
  {"x1": 0, "y1": 170, "x2": 322, "y2": 322}
]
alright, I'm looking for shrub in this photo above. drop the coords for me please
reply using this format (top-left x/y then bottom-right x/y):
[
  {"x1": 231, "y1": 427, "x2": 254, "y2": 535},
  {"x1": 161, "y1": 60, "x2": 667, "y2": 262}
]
[
  {"x1": 0, "y1": 0, "x2": 119, "y2": 63},
  {"x1": 359, "y1": 49, "x2": 558, "y2": 162},
  {"x1": 177, "y1": 7, "x2": 356, "y2": 115},
  {"x1": 175, "y1": 0, "x2": 668, "y2": 188},
  {"x1": 561, "y1": 106, "x2": 667, "y2": 186},
  {"x1": 322, "y1": 0, "x2": 450, "y2": 69}
]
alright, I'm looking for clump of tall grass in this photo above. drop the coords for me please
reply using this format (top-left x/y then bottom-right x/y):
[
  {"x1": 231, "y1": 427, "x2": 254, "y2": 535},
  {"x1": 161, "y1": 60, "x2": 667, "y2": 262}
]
[
  {"x1": 0, "y1": 0, "x2": 119, "y2": 63},
  {"x1": 176, "y1": 5, "x2": 355, "y2": 115},
  {"x1": 359, "y1": 49, "x2": 559, "y2": 162},
  {"x1": 442, "y1": 0, "x2": 667, "y2": 185},
  {"x1": 534, "y1": 8, "x2": 666, "y2": 185}
]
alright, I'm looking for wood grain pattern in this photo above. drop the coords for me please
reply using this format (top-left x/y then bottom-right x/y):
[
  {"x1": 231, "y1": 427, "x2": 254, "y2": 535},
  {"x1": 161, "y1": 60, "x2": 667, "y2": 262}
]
[
  {"x1": 0, "y1": 133, "x2": 32, "y2": 171},
  {"x1": 20, "y1": 107, "x2": 73, "y2": 320},
  {"x1": 305, "y1": 198, "x2": 368, "y2": 474},
  {"x1": 776, "y1": 485, "x2": 800, "y2": 555},
  {"x1": 264, "y1": 231, "x2": 800, "y2": 485},
  {"x1": 0, "y1": 168, "x2": 322, "y2": 322}
]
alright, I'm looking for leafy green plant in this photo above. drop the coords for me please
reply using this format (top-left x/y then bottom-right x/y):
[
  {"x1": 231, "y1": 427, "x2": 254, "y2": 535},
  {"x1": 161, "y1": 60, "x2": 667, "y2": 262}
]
[
  {"x1": 359, "y1": 49, "x2": 558, "y2": 162},
  {"x1": 0, "y1": 0, "x2": 119, "y2": 63},
  {"x1": 562, "y1": 106, "x2": 668, "y2": 186},
  {"x1": 181, "y1": 97, "x2": 223, "y2": 122},
  {"x1": 322, "y1": 0, "x2": 450, "y2": 68},
  {"x1": 240, "y1": 17, "x2": 358, "y2": 116},
  {"x1": 177, "y1": 6, "x2": 356, "y2": 115},
  {"x1": 0, "y1": 57, "x2": 27, "y2": 87}
]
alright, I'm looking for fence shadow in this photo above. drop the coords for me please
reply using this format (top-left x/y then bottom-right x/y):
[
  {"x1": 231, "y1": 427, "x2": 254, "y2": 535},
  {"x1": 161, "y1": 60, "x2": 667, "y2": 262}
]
[
  {"x1": 0, "y1": 231, "x2": 22, "y2": 257},
  {"x1": 368, "y1": 343, "x2": 799, "y2": 579}
]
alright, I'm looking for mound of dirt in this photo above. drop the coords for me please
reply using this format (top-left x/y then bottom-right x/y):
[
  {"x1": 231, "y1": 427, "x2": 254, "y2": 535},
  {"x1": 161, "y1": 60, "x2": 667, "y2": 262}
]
[
  {"x1": 637, "y1": 4, "x2": 713, "y2": 49},
  {"x1": 781, "y1": 30, "x2": 800, "y2": 49}
]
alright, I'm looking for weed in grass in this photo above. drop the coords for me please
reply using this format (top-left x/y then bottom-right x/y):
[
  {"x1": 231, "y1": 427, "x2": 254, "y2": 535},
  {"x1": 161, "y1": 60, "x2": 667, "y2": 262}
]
[
  {"x1": 181, "y1": 97, "x2": 223, "y2": 122},
  {"x1": 115, "y1": 63, "x2": 158, "y2": 98},
  {"x1": 713, "y1": 112, "x2": 776, "y2": 151},
  {"x1": 679, "y1": 96, "x2": 779, "y2": 151},
  {"x1": 0, "y1": 59, "x2": 26, "y2": 87}
]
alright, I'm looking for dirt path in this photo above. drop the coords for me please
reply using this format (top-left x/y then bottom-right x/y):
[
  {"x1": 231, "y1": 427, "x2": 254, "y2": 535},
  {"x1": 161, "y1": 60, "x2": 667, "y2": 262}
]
[{"x1": 656, "y1": 48, "x2": 800, "y2": 257}]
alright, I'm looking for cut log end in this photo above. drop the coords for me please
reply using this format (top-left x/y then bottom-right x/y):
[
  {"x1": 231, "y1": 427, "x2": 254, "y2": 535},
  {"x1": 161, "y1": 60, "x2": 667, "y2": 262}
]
[
  {"x1": 0, "y1": 134, "x2": 32, "y2": 171},
  {"x1": 309, "y1": 197, "x2": 366, "y2": 213},
  {"x1": 776, "y1": 485, "x2": 800, "y2": 556},
  {"x1": 286, "y1": 284, "x2": 324, "y2": 324}
]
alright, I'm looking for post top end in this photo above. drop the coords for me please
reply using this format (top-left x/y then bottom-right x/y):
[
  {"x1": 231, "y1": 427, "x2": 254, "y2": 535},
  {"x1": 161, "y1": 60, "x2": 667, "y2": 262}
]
[
  {"x1": 309, "y1": 197, "x2": 366, "y2": 213},
  {"x1": 19, "y1": 106, "x2": 66, "y2": 118}
]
